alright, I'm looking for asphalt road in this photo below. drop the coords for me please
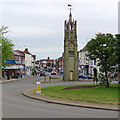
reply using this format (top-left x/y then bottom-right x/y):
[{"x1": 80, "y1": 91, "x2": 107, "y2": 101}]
[{"x1": 2, "y1": 76, "x2": 118, "y2": 118}]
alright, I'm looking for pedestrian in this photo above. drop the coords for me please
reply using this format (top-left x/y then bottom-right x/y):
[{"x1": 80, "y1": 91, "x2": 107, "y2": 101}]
[
  {"x1": 27, "y1": 71, "x2": 29, "y2": 76},
  {"x1": 20, "y1": 72, "x2": 23, "y2": 78},
  {"x1": 7, "y1": 73, "x2": 10, "y2": 80},
  {"x1": 32, "y1": 72, "x2": 34, "y2": 76},
  {"x1": 16, "y1": 72, "x2": 19, "y2": 79}
]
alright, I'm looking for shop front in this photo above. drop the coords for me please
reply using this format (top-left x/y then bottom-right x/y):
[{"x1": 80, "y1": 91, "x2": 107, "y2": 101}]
[{"x1": 4, "y1": 65, "x2": 24, "y2": 79}]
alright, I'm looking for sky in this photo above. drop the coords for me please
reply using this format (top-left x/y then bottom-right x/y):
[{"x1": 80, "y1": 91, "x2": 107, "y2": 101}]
[
  {"x1": 0, "y1": 0, "x2": 119, "y2": 60},
  {"x1": 118, "y1": 1, "x2": 120, "y2": 34}
]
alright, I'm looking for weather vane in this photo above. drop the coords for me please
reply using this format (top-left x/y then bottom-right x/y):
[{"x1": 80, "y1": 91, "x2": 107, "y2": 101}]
[{"x1": 68, "y1": 4, "x2": 73, "y2": 11}]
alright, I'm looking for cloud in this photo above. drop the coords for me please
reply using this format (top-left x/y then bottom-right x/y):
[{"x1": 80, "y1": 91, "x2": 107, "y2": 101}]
[
  {"x1": 1, "y1": 0, "x2": 119, "y2": 3},
  {"x1": 21, "y1": 47, "x2": 63, "y2": 59},
  {"x1": 1, "y1": 0, "x2": 118, "y2": 59},
  {"x1": 119, "y1": 1, "x2": 120, "y2": 33},
  {"x1": 8, "y1": 26, "x2": 58, "y2": 37}
]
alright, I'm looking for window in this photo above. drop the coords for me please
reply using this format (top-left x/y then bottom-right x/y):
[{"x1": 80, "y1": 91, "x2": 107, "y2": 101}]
[{"x1": 15, "y1": 60, "x2": 19, "y2": 63}]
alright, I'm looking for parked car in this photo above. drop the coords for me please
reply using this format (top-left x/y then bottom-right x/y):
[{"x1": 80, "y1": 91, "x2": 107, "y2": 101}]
[
  {"x1": 51, "y1": 71, "x2": 56, "y2": 75},
  {"x1": 78, "y1": 73, "x2": 91, "y2": 79},
  {"x1": 40, "y1": 70, "x2": 45, "y2": 76},
  {"x1": 61, "y1": 71, "x2": 63, "y2": 74}
]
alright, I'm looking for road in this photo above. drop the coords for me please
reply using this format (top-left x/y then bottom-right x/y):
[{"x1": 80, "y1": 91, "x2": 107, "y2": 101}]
[{"x1": 2, "y1": 76, "x2": 118, "y2": 118}]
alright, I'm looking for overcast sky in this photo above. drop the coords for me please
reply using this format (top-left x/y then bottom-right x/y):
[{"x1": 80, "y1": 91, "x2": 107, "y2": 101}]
[{"x1": 0, "y1": 0, "x2": 119, "y2": 60}]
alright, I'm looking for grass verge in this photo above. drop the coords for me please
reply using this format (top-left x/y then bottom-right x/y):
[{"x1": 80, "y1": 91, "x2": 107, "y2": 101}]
[
  {"x1": 39, "y1": 84, "x2": 119, "y2": 105},
  {"x1": 49, "y1": 77, "x2": 62, "y2": 79}
]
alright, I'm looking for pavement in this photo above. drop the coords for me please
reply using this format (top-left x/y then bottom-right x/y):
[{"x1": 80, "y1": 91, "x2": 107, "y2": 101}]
[
  {"x1": 1, "y1": 75, "x2": 38, "y2": 84},
  {"x1": 1, "y1": 76, "x2": 119, "y2": 111}
]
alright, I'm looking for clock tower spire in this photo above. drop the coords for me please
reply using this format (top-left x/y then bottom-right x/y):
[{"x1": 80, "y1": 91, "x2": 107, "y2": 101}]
[
  {"x1": 69, "y1": 11, "x2": 72, "y2": 22},
  {"x1": 63, "y1": 6, "x2": 78, "y2": 81}
]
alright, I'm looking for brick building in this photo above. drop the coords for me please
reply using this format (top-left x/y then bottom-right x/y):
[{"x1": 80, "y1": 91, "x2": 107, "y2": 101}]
[
  {"x1": 39, "y1": 57, "x2": 55, "y2": 72},
  {"x1": 3, "y1": 48, "x2": 36, "y2": 79}
]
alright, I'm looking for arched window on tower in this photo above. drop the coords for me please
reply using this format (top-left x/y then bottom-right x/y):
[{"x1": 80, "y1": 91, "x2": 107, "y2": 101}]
[{"x1": 70, "y1": 22, "x2": 73, "y2": 30}]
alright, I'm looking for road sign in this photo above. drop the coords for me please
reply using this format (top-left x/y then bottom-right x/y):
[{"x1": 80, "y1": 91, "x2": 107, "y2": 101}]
[{"x1": 4, "y1": 60, "x2": 15, "y2": 64}]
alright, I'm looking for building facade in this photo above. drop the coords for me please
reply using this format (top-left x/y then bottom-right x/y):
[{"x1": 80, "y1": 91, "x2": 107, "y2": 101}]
[
  {"x1": 39, "y1": 57, "x2": 55, "y2": 72},
  {"x1": 23, "y1": 48, "x2": 36, "y2": 76},
  {"x1": 56, "y1": 54, "x2": 64, "y2": 74},
  {"x1": 3, "y1": 50, "x2": 25, "y2": 79},
  {"x1": 3, "y1": 48, "x2": 36, "y2": 79},
  {"x1": 78, "y1": 47, "x2": 89, "y2": 75},
  {"x1": 78, "y1": 45, "x2": 100, "y2": 77},
  {"x1": 63, "y1": 11, "x2": 78, "y2": 81}
]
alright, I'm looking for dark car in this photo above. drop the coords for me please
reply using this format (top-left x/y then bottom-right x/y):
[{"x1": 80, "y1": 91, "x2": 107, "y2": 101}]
[
  {"x1": 40, "y1": 70, "x2": 45, "y2": 76},
  {"x1": 78, "y1": 73, "x2": 91, "y2": 79}
]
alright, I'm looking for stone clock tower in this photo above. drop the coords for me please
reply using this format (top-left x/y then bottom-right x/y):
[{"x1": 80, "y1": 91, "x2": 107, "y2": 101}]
[{"x1": 63, "y1": 11, "x2": 78, "y2": 81}]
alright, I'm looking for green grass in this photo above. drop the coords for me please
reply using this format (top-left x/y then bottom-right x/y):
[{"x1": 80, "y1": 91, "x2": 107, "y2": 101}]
[
  {"x1": 40, "y1": 84, "x2": 119, "y2": 105},
  {"x1": 49, "y1": 77, "x2": 62, "y2": 79}
]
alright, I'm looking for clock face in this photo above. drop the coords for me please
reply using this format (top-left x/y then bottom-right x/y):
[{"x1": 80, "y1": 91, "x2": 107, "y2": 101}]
[{"x1": 69, "y1": 43, "x2": 74, "y2": 49}]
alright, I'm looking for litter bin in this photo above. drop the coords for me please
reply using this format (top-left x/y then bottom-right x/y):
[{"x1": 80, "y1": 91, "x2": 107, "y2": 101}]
[{"x1": 35, "y1": 82, "x2": 41, "y2": 93}]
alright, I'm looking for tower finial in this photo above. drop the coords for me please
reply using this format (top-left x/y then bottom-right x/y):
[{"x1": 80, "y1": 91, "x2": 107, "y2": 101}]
[
  {"x1": 68, "y1": 4, "x2": 72, "y2": 12},
  {"x1": 68, "y1": 4, "x2": 72, "y2": 21},
  {"x1": 69, "y1": 11, "x2": 72, "y2": 21}
]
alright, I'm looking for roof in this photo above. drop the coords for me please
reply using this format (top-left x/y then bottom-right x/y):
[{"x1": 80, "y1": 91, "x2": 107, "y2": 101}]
[
  {"x1": 79, "y1": 39, "x2": 94, "y2": 52},
  {"x1": 79, "y1": 45, "x2": 87, "y2": 52},
  {"x1": 40, "y1": 59, "x2": 54, "y2": 63},
  {"x1": 16, "y1": 50, "x2": 25, "y2": 55},
  {"x1": 12, "y1": 50, "x2": 24, "y2": 56},
  {"x1": 13, "y1": 48, "x2": 34, "y2": 56}
]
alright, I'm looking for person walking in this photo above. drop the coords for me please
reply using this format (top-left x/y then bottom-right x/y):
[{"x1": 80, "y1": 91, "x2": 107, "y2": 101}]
[
  {"x1": 16, "y1": 72, "x2": 19, "y2": 79},
  {"x1": 7, "y1": 73, "x2": 10, "y2": 80},
  {"x1": 20, "y1": 72, "x2": 23, "y2": 78}
]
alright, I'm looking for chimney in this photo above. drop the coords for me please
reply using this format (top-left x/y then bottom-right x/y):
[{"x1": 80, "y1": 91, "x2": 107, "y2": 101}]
[{"x1": 24, "y1": 48, "x2": 28, "y2": 52}]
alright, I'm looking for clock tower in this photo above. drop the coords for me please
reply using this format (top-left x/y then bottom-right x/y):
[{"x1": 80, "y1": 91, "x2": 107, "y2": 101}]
[{"x1": 63, "y1": 11, "x2": 78, "y2": 81}]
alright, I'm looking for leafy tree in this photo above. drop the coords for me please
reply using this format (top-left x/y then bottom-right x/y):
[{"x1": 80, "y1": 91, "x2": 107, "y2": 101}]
[
  {"x1": 86, "y1": 33, "x2": 116, "y2": 87},
  {"x1": 114, "y1": 34, "x2": 120, "y2": 84},
  {"x1": 115, "y1": 34, "x2": 120, "y2": 71},
  {"x1": 0, "y1": 26, "x2": 14, "y2": 69}
]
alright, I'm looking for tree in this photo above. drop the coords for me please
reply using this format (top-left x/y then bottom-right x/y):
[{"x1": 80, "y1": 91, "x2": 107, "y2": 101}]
[
  {"x1": 86, "y1": 33, "x2": 116, "y2": 87},
  {"x1": 0, "y1": 26, "x2": 14, "y2": 69},
  {"x1": 115, "y1": 34, "x2": 120, "y2": 69},
  {"x1": 114, "y1": 34, "x2": 120, "y2": 83}
]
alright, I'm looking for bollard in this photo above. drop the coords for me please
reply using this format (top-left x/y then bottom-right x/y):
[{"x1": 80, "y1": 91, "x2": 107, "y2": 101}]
[
  {"x1": 35, "y1": 82, "x2": 41, "y2": 93},
  {"x1": 46, "y1": 75, "x2": 49, "y2": 82},
  {"x1": 44, "y1": 75, "x2": 46, "y2": 82}
]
